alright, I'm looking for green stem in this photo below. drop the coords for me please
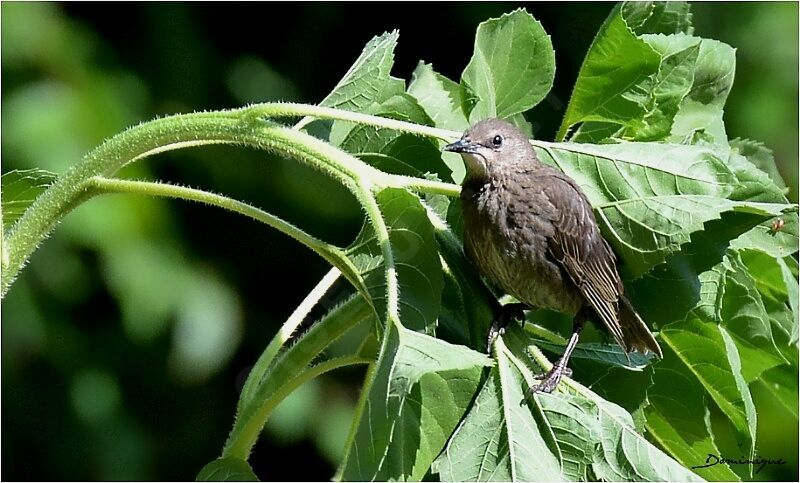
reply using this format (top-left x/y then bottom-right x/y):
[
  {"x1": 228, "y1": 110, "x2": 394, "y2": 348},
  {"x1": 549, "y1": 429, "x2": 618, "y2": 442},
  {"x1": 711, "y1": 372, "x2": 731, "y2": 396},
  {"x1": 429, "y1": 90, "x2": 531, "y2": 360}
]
[
  {"x1": 384, "y1": 174, "x2": 461, "y2": 198},
  {"x1": 524, "y1": 323, "x2": 568, "y2": 345},
  {"x1": 237, "y1": 267, "x2": 341, "y2": 411},
  {"x1": 225, "y1": 353, "x2": 371, "y2": 460},
  {"x1": 2, "y1": 112, "x2": 243, "y2": 295},
  {"x1": 242, "y1": 102, "x2": 460, "y2": 142},
  {"x1": 357, "y1": 182, "x2": 400, "y2": 326},
  {"x1": 1, "y1": 102, "x2": 462, "y2": 297},
  {"x1": 87, "y1": 177, "x2": 360, "y2": 288},
  {"x1": 223, "y1": 293, "x2": 373, "y2": 459}
]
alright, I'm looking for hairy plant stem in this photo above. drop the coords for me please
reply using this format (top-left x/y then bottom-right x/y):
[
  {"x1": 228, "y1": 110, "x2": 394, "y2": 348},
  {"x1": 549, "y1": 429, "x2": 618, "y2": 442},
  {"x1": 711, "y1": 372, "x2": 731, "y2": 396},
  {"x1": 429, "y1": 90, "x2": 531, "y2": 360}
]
[
  {"x1": 225, "y1": 353, "x2": 371, "y2": 460},
  {"x1": 0, "y1": 102, "x2": 467, "y2": 465},
  {"x1": 88, "y1": 177, "x2": 361, "y2": 289},
  {"x1": 223, "y1": 293, "x2": 374, "y2": 459},
  {"x1": 1, "y1": 103, "x2": 462, "y2": 297}
]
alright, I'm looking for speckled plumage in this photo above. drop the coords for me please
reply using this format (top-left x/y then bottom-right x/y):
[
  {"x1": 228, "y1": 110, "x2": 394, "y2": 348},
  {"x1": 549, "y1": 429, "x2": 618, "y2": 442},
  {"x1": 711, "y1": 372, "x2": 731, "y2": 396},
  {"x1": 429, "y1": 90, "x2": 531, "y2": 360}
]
[{"x1": 449, "y1": 119, "x2": 661, "y2": 361}]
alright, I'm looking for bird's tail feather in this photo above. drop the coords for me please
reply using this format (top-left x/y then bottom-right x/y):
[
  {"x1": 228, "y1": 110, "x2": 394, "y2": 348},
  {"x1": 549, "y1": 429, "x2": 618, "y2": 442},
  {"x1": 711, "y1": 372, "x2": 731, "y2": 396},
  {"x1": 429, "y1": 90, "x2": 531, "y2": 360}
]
[{"x1": 619, "y1": 296, "x2": 662, "y2": 358}]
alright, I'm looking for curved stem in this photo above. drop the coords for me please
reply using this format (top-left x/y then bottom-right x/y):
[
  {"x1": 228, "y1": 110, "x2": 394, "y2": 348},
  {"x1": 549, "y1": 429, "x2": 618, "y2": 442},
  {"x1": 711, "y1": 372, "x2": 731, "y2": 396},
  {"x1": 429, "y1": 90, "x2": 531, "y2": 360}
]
[
  {"x1": 237, "y1": 267, "x2": 341, "y2": 411},
  {"x1": 524, "y1": 322, "x2": 568, "y2": 345},
  {"x1": 224, "y1": 353, "x2": 371, "y2": 460},
  {"x1": 2, "y1": 113, "x2": 244, "y2": 295},
  {"x1": 86, "y1": 177, "x2": 364, "y2": 293},
  {"x1": 1, "y1": 102, "x2": 462, "y2": 297},
  {"x1": 222, "y1": 292, "x2": 373, "y2": 459},
  {"x1": 357, "y1": 182, "x2": 400, "y2": 326},
  {"x1": 242, "y1": 102, "x2": 461, "y2": 142}
]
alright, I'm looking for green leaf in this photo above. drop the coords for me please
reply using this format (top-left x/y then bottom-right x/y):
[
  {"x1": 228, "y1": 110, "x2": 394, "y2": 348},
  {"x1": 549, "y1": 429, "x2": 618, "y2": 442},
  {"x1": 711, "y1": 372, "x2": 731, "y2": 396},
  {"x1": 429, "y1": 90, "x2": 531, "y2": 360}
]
[
  {"x1": 304, "y1": 31, "x2": 404, "y2": 142},
  {"x1": 644, "y1": 342, "x2": 740, "y2": 481},
  {"x1": 318, "y1": 31, "x2": 401, "y2": 113},
  {"x1": 461, "y1": 9, "x2": 555, "y2": 123},
  {"x1": 197, "y1": 457, "x2": 258, "y2": 481},
  {"x1": 726, "y1": 146, "x2": 798, "y2": 258},
  {"x1": 534, "y1": 339, "x2": 655, "y2": 371},
  {"x1": 346, "y1": 188, "x2": 444, "y2": 333},
  {"x1": 660, "y1": 318, "x2": 756, "y2": 462},
  {"x1": 669, "y1": 39, "x2": 736, "y2": 145},
  {"x1": 406, "y1": 62, "x2": 471, "y2": 182},
  {"x1": 622, "y1": 1, "x2": 694, "y2": 35},
  {"x1": 739, "y1": 250, "x2": 799, "y2": 343},
  {"x1": 432, "y1": 335, "x2": 565, "y2": 481},
  {"x1": 339, "y1": 93, "x2": 452, "y2": 182},
  {"x1": 407, "y1": 62, "x2": 470, "y2": 133},
  {"x1": 557, "y1": 5, "x2": 661, "y2": 140},
  {"x1": 563, "y1": 4, "x2": 732, "y2": 145},
  {"x1": 338, "y1": 323, "x2": 491, "y2": 481},
  {"x1": 622, "y1": 33, "x2": 701, "y2": 141},
  {"x1": 694, "y1": 251, "x2": 786, "y2": 382},
  {"x1": 434, "y1": 325, "x2": 703, "y2": 481},
  {"x1": 535, "y1": 142, "x2": 795, "y2": 278},
  {"x1": 730, "y1": 138, "x2": 788, "y2": 190},
  {"x1": 730, "y1": 215, "x2": 798, "y2": 259},
  {"x1": 759, "y1": 363, "x2": 799, "y2": 421},
  {"x1": 1, "y1": 168, "x2": 58, "y2": 231}
]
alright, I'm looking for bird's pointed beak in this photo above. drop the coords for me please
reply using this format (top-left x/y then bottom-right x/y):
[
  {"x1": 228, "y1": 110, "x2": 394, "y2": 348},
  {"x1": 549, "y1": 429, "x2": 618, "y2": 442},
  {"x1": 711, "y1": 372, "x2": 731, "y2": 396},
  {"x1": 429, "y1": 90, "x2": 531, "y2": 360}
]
[{"x1": 444, "y1": 138, "x2": 478, "y2": 154}]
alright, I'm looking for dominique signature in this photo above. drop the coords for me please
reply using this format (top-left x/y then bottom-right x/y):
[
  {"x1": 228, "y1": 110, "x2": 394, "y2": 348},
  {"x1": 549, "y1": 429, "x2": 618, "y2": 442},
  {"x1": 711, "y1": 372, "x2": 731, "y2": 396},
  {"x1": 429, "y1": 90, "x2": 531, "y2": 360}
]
[{"x1": 692, "y1": 454, "x2": 786, "y2": 474}]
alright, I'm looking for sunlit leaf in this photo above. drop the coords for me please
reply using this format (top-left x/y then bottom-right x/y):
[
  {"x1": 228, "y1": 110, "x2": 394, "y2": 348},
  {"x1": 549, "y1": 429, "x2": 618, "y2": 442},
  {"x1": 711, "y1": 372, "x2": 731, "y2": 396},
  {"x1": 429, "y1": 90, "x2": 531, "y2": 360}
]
[
  {"x1": 461, "y1": 9, "x2": 555, "y2": 123},
  {"x1": 346, "y1": 188, "x2": 444, "y2": 333},
  {"x1": 433, "y1": 326, "x2": 703, "y2": 481},
  {"x1": 338, "y1": 323, "x2": 491, "y2": 481}
]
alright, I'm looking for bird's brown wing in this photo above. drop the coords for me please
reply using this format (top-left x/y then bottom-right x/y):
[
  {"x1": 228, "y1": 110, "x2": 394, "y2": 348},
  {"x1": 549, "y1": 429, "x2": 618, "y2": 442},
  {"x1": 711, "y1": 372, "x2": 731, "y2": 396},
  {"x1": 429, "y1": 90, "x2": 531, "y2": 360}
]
[{"x1": 539, "y1": 174, "x2": 629, "y2": 351}]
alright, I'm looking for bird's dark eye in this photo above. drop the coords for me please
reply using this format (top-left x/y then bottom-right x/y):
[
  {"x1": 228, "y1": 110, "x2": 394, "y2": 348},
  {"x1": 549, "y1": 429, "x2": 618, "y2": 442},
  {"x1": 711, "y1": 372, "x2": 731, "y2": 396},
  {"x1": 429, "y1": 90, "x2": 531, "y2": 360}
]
[{"x1": 492, "y1": 135, "x2": 503, "y2": 147}]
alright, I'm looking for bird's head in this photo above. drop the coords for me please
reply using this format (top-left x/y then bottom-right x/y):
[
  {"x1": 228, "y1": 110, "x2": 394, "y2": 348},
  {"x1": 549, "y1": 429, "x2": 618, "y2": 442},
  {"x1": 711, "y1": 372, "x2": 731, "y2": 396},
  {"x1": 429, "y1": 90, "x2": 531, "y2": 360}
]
[{"x1": 444, "y1": 118, "x2": 534, "y2": 182}]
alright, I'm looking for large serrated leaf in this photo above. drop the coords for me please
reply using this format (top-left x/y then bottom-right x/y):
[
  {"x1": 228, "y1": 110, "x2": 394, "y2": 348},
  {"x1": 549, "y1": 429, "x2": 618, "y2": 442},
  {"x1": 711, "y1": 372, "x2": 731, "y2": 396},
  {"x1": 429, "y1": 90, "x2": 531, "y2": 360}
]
[
  {"x1": 739, "y1": 250, "x2": 799, "y2": 344},
  {"x1": 319, "y1": 31, "x2": 400, "y2": 113},
  {"x1": 623, "y1": 1, "x2": 694, "y2": 35},
  {"x1": 723, "y1": 147, "x2": 799, "y2": 258},
  {"x1": 303, "y1": 31, "x2": 404, "y2": 142},
  {"x1": 622, "y1": 33, "x2": 701, "y2": 141},
  {"x1": 660, "y1": 318, "x2": 757, "y2": 463},
  {"x1": 694, "y1": 250, "x2": 786, "y2": 382},
  {"x1": 346, "y1": 188, "x2": 443, "y2": 333},
  {"x1": 337, "y1": 324, "x2": 491, "y2": 481},
  {"x1": 461, "y1": 8, "x2": 555, "y2": 123},
  {"x1": 535, "y1": 142, "x2": 794, "y2": 277},
  {"x1": 558, "y1": 4, "x2": 661, "y2": 140},
  {"x1": 407, "y1": 62, "x2": 470, "y2": 133},
  {"x1": 644, "y1": 342, "x2": 740, "y2": 481},
  {"x1": 407, "y1": 62, "x2": 471, "y2": 182},
  {"x1": 339, "y1": 93, "x2": 452, "y2": 182},
  {"x1": 433, "y1": 325, "x2": 703, "y2": 482},
  {"x1": 730, "y1": 138, "x2": 788, "y2": 190},
  {"x1": 432, "y1": 335, "x2": 565, "y2": 481},
  {"x1": 669, "y1": 38, "x2": 736, "y2": 145}
]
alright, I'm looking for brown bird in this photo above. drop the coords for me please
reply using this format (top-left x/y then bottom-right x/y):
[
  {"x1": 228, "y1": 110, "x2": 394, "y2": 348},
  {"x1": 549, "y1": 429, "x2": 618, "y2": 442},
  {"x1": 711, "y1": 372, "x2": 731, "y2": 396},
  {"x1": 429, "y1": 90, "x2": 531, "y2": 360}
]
[{"x1": 445, "y1": 118, "x2": 662, "y2": 393}]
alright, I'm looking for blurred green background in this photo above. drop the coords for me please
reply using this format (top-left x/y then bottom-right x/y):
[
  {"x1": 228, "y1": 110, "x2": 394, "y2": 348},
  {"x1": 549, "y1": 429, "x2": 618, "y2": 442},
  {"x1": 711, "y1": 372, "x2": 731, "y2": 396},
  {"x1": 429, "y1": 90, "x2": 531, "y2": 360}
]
[{"x1": 2, "y1": 2, "x2": 797, "y2": 481}]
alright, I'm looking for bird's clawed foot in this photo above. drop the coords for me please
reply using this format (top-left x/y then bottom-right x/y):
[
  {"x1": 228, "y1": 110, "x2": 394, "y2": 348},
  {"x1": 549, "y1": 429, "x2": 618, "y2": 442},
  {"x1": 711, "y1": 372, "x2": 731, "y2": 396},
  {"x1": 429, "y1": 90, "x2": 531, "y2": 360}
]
[
  {"x1": 530, "y1": 360, "x2": 571, "y2": 394},
  {"x1": 487, "y1": 303, "x2": 528, "y2": 354}
]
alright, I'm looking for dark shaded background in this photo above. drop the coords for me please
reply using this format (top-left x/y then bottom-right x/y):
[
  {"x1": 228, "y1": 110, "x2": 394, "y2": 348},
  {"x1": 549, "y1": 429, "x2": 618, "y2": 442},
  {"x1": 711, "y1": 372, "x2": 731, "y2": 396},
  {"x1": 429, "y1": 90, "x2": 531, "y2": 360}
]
[{"x1": 2, "y1": 2, "x2": 797, "y2": 481}]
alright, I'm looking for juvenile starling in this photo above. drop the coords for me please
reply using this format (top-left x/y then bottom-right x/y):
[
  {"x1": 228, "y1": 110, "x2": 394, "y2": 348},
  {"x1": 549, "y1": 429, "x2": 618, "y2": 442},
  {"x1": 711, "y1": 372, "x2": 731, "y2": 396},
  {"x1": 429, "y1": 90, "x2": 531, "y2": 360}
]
[{"x1": 445, "y1": 118, "x2": 662, "y2": 393}]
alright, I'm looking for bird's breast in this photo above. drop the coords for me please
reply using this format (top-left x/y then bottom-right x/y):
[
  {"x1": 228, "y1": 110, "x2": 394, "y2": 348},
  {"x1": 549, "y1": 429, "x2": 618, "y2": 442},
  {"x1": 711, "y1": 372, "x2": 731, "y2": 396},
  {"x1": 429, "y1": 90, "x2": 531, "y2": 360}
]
[{"x1": 461, "y1": 182, "x2": 582, "y2": 315}]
